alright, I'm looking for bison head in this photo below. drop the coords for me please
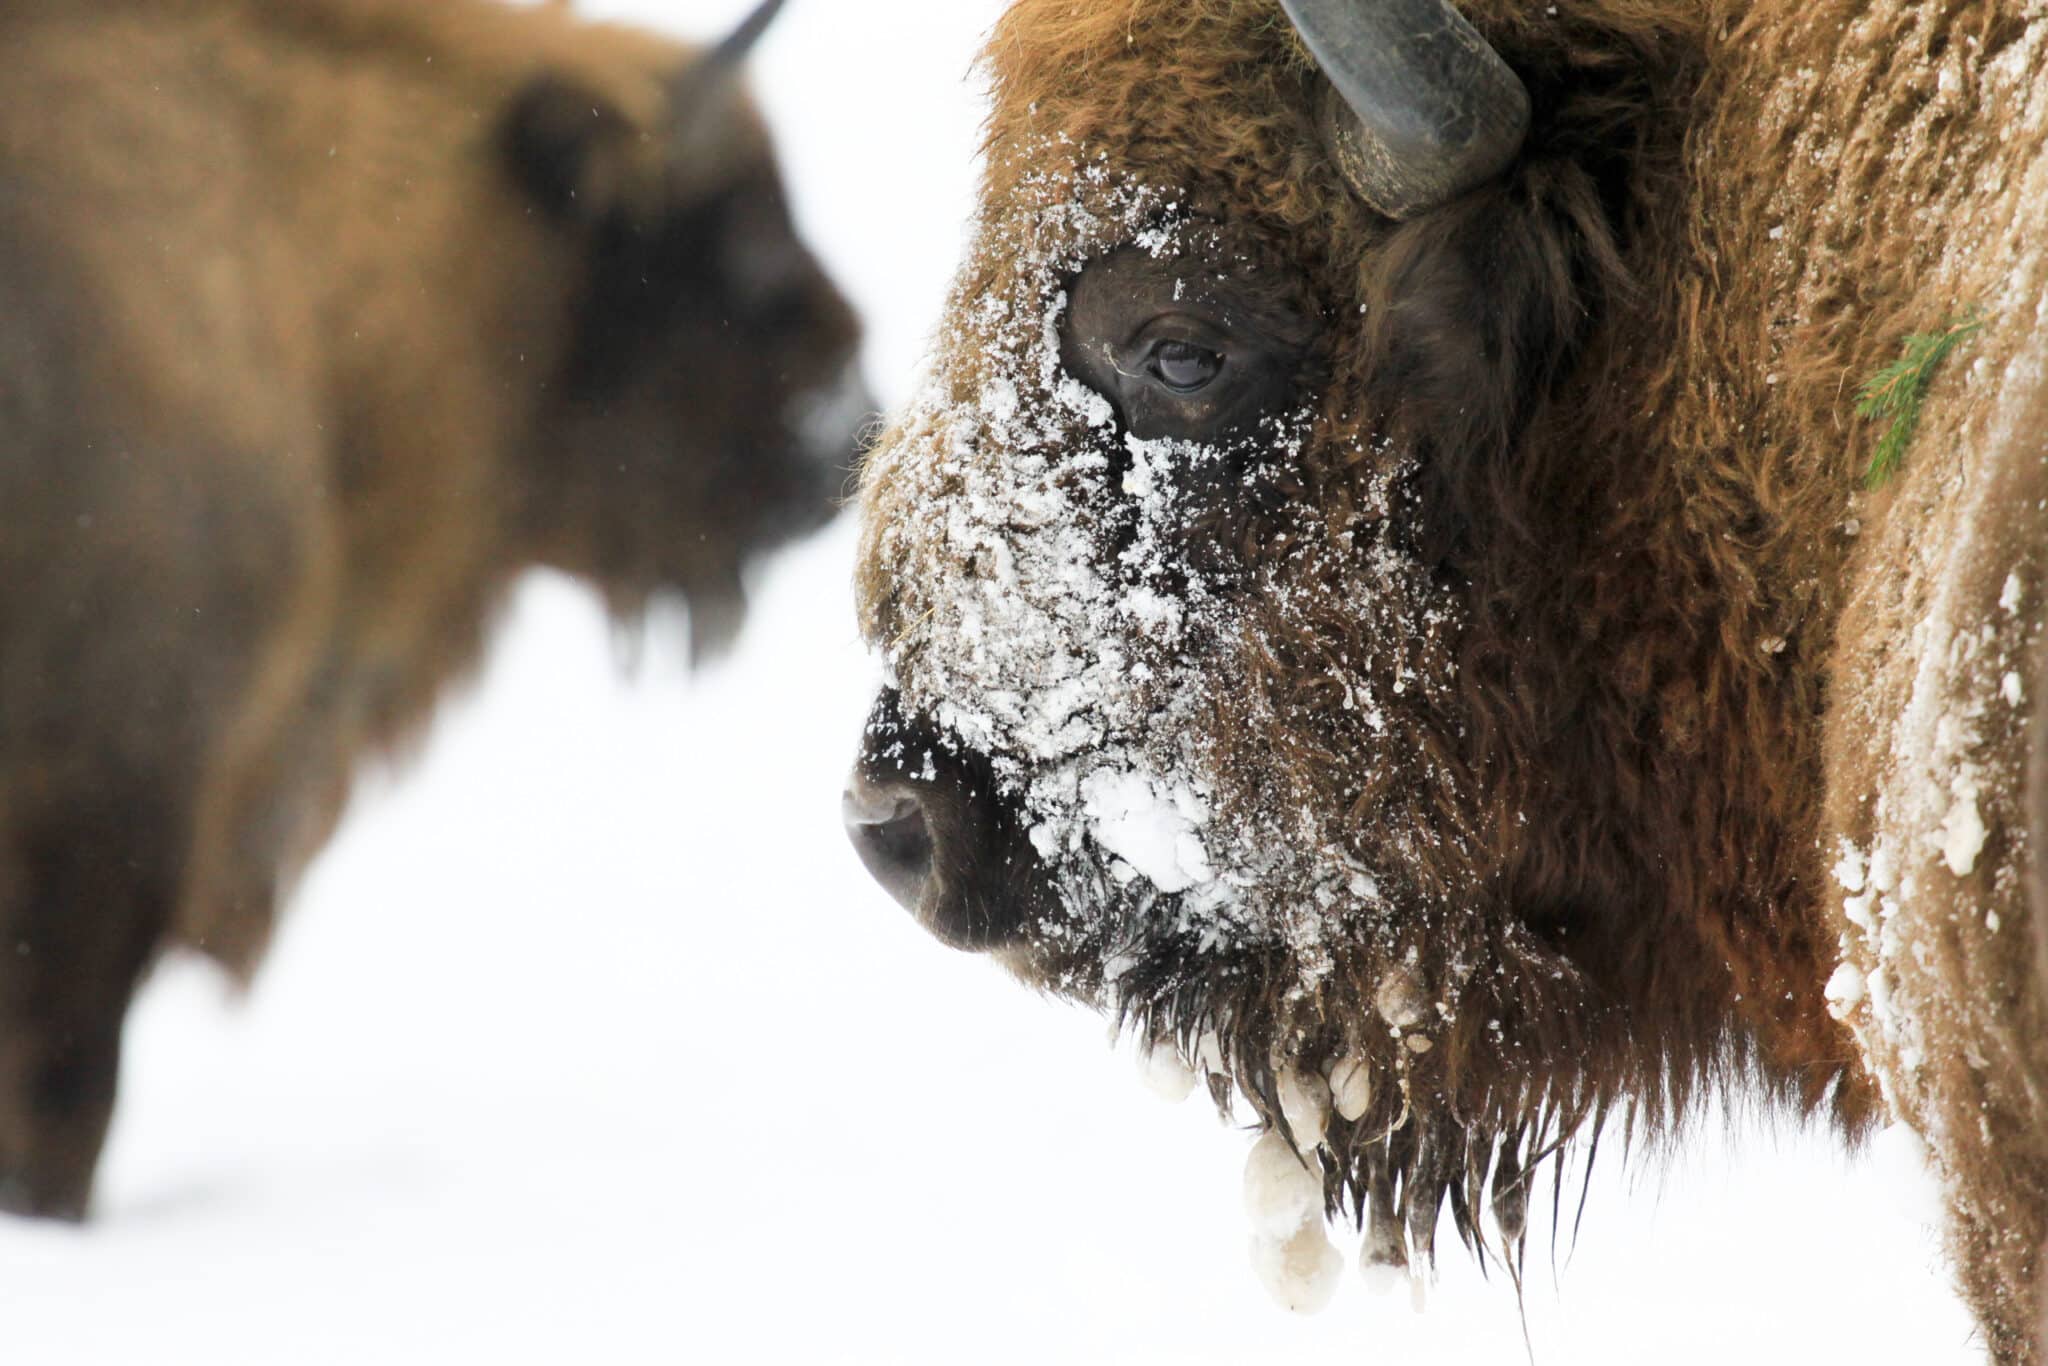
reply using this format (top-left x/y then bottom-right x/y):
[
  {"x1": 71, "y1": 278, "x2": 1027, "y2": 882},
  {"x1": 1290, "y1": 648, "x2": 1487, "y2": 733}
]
[
  {"x1": 846, "y1": 0, "x2": 1855, "y2": 1285},
  {"x1": 504, "y1": 0, "x2": 864, "y2": 656}
]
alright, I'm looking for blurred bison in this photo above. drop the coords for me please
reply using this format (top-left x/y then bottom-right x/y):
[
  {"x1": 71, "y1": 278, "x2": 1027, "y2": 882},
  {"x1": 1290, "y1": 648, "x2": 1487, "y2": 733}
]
[
  {"x1": 845, "y1": 0, "x2": 2048, "y2": 1354},
  {"x1": 0, "y1": 0, "x2": 862, "y2": 1219}
]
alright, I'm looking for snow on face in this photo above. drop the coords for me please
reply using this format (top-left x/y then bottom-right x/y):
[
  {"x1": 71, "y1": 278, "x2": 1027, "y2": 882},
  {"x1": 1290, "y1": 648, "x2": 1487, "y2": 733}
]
[
  {"x1": 865, "y1": 169, "x2": 1255, "y2": 959},
  {"x1": 860, "y1": 153, "x2": 1454, "y2": 999}
]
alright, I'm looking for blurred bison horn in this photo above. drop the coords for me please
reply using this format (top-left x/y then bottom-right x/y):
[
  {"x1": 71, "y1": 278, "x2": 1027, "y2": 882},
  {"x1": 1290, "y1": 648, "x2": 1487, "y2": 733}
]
[
  {"x1": 1278, "y1": 0, "x2": 1530, "y2": 219},
  {"x1": 663, "y1": 0, "x2": 787, "y2": 154},
  {"x1": 704, "y1": 0, "x2": 788, "y2": 70}
]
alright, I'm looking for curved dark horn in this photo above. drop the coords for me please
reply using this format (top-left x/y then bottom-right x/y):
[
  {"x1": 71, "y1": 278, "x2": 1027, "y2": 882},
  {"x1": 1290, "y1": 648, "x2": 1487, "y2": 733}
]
[
  {"x1": 705, "y1": 0, "x2": 787, "y2": 70},
  {"x1": 665, "y1": 0, "x2": 787, "y2": 135},
  {"x1": 1278, "y1": 0, "x2": 1530, "y2": 220}
]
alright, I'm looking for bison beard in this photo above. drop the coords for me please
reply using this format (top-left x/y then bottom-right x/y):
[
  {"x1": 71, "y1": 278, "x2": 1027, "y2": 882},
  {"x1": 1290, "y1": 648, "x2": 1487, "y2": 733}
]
[
  {"x1": 0, "y1": 0, "x2": 863, "y2": 1220},
  {"x1": 850, "y1": 0, "x2": 2048, "y2": 1356}
]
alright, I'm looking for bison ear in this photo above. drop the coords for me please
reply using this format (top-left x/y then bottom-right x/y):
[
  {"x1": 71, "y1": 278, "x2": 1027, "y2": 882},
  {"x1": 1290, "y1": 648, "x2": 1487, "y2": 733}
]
[
  {"x1": 1362, "y1": 156, "x2": 1624, "y2": 473},
  {"x1": 501, "y1": 74, "x2": 647, "y2": 224}
]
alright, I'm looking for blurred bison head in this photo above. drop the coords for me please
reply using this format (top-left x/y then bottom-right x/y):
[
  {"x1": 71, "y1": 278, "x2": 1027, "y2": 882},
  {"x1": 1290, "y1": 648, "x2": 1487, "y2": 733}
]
[
  {"x1": 0, "y1": 0, "x2": 863, "y2": 1221},
  {"x1": 502, "y1": 1, "x2": 863, "y2": 652}
]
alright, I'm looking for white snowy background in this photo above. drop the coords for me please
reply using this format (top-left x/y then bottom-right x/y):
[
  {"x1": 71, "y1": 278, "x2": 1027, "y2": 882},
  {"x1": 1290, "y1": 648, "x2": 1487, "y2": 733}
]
[{"x1": 0, "y1": 1, "x2": 1983, "y2": 1361}]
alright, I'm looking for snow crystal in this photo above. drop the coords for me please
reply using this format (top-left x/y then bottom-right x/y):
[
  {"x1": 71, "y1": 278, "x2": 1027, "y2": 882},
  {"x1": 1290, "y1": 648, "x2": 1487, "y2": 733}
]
[
  {"x1": 1080, "y1": 768, "x2": 1215, "y2": 895},
  {"x1": 1243, "y1": 1130, "x2": 1323, "y2": 1240},
  {"x1": 1248, "y1": 1221, "x2": 1343, "y2": 1314},
  {"x1": 1135, "y1": 1039, "x2": 1197, "y2": 1103},
  {"x1": 1356, "y1": 1226, "x2": 1425, "y2": 1309},
  {"x1": 1275, "y1": 1068, "x2": 1332, "y2": 1151},
  {"x1": 2002, "y1": 670, "x2": 2024, "y2": 706},
  {"x1": 1373, "y1": 964, "x2": 1430, "y2": 1031},
  {"x1": 1326, "y1": 1055, "x2": 1373, "y2": 1123},
  {"x1": 978, "y1": 377, "x2": 1020, "y2": 425},
  {"x1": 1824, "y1": 962, "x2": 1867, "y2": 1020},
  {"x1": 1833, "y1": 841, "x2": 1867, "y2": 894},
  {"x1": 1938, "y1": 788, "x2": 1987, "y2": 877}
]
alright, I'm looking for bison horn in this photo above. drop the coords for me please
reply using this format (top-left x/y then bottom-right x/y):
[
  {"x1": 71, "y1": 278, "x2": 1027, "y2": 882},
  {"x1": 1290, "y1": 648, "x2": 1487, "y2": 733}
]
[
  {"x1": 1278, "y1": 0, "x2": 1530, "y2": 219},
  {"x1": 664, "y1": 0, "x2": 787, "y2": 145},
  {"x1": 703, "y1": 0, "x2": 788, "y2": 70}
]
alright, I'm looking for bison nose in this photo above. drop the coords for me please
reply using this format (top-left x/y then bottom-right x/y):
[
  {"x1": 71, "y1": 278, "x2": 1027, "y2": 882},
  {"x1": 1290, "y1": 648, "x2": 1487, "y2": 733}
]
[
  {"x1": 842, "y1": 776, "x2": 933, "y2": 915},
  {"x1": 844, "y1": 691, "x2": 1044, "y2": 952}
]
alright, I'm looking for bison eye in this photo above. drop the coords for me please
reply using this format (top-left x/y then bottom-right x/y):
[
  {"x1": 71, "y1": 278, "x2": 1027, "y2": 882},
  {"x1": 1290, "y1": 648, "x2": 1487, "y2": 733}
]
[
  {"x1": 1058, "y1": 240, "x2": 1314, "y2": 446},
  {"x1": 1149, "y1": 339, "x2": 1222, "y2": 393}
]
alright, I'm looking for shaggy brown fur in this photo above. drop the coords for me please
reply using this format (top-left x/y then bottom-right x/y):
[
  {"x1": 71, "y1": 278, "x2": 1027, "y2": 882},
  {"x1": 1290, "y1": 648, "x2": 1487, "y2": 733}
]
[
  {"x1": 852, "y1": 0, "x2": 2048, "y2": 1355},
  {"x1": 0, "y1": 0, "x2": 861, "y2": 1219}
]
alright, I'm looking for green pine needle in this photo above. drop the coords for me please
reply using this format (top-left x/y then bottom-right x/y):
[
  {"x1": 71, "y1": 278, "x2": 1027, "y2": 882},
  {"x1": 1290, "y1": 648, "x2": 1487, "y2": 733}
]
[{"x1": 1855, "y1": 312, "x2": 1983, "y2": 489}]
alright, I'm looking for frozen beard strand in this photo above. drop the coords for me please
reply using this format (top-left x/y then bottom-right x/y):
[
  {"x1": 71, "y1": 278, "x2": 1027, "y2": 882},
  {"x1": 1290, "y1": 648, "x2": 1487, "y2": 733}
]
[
  {"x1": 865, "y1": 149, "x2": 1460, "y2": 1004},
  {"x1": 1134, "y1": 1035, "x2": 1420, "y2": 1315}
]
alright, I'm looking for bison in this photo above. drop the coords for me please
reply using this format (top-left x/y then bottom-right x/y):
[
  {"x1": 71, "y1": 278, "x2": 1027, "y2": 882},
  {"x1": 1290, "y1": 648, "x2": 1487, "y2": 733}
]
[
  {"x1": 844, "y1": 0, "x2": 2048, "y2": 1356},
  {"x1": 0, "y1": 0, "x2": 862, "y2": 1220}
]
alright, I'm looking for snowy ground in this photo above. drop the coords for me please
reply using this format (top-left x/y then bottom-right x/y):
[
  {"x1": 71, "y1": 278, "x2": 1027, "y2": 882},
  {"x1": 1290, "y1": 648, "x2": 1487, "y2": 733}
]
[{"x1": 0, "y1": 1, "x2": 1983, "y2": 1361}]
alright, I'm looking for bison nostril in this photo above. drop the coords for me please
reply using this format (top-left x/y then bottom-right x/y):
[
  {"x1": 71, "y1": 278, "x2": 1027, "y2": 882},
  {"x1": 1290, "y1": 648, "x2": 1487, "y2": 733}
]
[{"x1": 842, "y1": 780, "x2": 933, "y2": 915}]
